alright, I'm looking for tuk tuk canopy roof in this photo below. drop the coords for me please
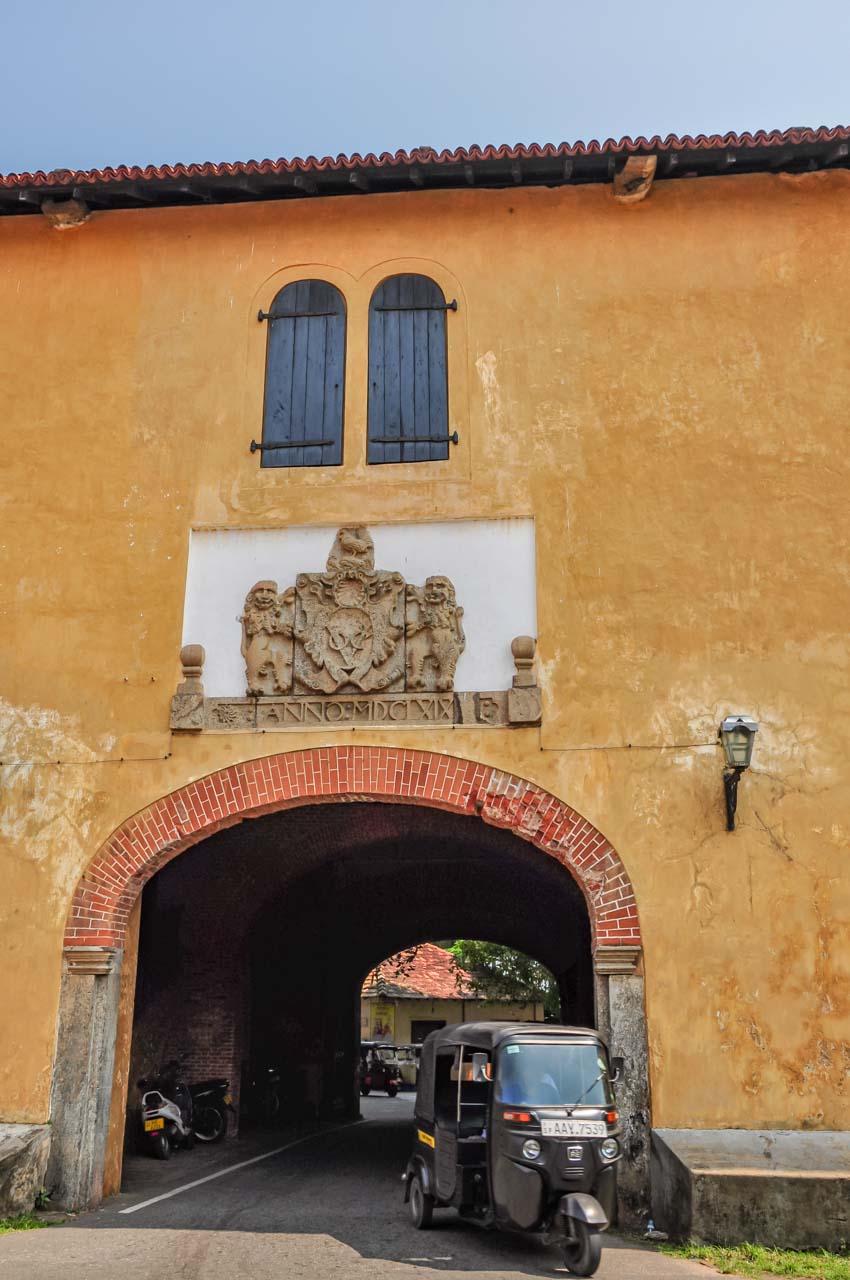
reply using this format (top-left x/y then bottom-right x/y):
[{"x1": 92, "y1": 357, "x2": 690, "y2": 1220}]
[
  {"x1": 415, "y1": 1022, "x2": 606, "y2": 1122},
  {"x1": 424, "y1": 1022, "x2": 603, "y2": 1051}
]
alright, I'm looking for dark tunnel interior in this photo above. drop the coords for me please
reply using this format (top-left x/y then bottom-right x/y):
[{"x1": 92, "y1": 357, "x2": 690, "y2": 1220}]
[{"x1": 129, "y1": 802, "x2": 594, "y2": 1132}]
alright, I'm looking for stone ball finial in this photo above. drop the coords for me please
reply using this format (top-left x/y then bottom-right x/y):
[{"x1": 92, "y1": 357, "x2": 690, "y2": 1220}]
[
  {"x1": 511, "y1": 636, "x2": 536, "y2": 663},
  {"x1": 180, "y1": 644, "x2": 205, "y2": 679},
  {"x1": 511, "y1": 635, "x2": 536, "y2": 689}
]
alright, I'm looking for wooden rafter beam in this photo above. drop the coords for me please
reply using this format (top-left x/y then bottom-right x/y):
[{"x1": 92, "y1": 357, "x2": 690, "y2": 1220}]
[
  {"x1": 823, "y1": 142, "x2": 849, "y2": 165},
  {"x1": 769, "y1": 148, "x2": 795, "y2": 170},
  {"x1": 100, "y1": 182, "x2": 159, "y2": 204},
  {"x1": 163, "y1": 181, "x2": 212, "y2": 202}
]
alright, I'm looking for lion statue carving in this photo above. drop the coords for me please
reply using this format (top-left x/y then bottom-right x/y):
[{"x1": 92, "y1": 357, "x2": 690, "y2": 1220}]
[
  {"x1": 240, "y1": 580, "x2": 295, "y2": 696},
  {"x1": 405, "y1": 576, "x2": 465, "y2": 692}
]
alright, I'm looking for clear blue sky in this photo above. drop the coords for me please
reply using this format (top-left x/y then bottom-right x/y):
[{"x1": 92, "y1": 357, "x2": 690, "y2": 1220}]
[{"x1": 2, "y1": 0, "x2": 849, "y2": 175}]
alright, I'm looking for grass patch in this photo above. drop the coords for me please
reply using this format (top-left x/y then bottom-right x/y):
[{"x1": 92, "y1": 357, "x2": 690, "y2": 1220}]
[
  {"x1": 0, "y1": 1213, "x2": 50, "y2": 1235},
  {"x1": 660, "y1": 1241, "x2": 850, "y2": 1280}
]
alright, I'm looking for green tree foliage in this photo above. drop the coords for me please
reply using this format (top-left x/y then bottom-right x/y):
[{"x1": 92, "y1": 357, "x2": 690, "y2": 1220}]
[{"x1": 448, "y1": 940, "x2": 560, "y2": 1020}]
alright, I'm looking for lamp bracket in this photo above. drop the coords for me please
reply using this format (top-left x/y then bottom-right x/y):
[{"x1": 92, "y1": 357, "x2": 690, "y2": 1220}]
[{"x1": 723, "y1": 766, "x2": 745, "y2": 831}]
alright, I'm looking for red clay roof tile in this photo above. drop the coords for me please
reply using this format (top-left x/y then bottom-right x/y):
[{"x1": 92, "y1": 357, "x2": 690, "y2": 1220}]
[
  {"x1": 362, "y1": 943, "x2": 477, "y2": 1001},
  {"x1": 2, "y1": 126, "x2": 848, "y2": 215}
]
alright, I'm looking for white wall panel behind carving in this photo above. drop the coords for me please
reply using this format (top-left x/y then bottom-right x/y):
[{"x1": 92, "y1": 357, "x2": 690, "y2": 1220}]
[{"x1": 183, "y1": 520, "x2": 536, "y2": 696}]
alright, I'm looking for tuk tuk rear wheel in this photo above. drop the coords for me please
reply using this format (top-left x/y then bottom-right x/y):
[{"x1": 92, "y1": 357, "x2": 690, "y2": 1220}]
[
  {"x1": 360, "y1": 1084, "x2": 371, "y2": 1096},
  {"x1": 562, "y1": 1221, "x2": 602, "y2": 1277},
  {"x1": 386, "y1": 1082, "x2": 398, "y2": 1097},
  {"x1": 409, "y1": 1171, "x2": 434, "y2": 1229}
]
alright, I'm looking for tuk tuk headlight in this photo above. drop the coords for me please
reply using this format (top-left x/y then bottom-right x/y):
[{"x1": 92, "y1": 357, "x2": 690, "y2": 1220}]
[
  {"x1": 522, "y1": 1138, "x2": 542, "y2": 1160},
  {"x1": 600, "y1": 1137, "x2": 620, "y2": 1161}
]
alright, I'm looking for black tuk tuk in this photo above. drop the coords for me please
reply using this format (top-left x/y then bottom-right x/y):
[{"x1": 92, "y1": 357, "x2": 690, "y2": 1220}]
[
  {"x1": 359, "y1": 1042, "x2": 402, "y2": 1097},
  {"x1": 403, "y1": 1023, "x2": 622, "y2": 1277}
]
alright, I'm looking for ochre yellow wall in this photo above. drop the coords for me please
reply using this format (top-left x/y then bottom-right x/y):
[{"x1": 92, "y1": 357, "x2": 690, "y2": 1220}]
[{"x1": 2, "y1": 170, "x2": 849, "y2": 1133}]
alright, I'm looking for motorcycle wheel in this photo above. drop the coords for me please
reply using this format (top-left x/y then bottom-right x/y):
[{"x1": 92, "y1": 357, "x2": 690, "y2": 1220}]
[
  {"x1": 152, "y1": 1132, "x2": 171, "y2": 1161},
  {"x1": 194, "y1": 1104, "x2": 226, "y2": 1143},
  {"x1": 562, "y1": 1222, "x2": 602, "y2": 1277},
  {"x1": 409, "y1": 1172, "x2": 434, "y2": 1229},
  {"x1": 386, "y1": 1082, "x2": 398, "y2": 1097}
]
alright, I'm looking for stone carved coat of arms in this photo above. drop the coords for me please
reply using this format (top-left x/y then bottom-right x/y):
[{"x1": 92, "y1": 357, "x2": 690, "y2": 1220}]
[{"x1": 239, "y1": 527, "x2": 465, "y2": 698}]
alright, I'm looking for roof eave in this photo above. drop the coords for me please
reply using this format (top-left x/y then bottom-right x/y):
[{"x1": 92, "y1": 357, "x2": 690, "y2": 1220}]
[{"x1": 2, "y1": 127, "x2": 848, "y2": 218}]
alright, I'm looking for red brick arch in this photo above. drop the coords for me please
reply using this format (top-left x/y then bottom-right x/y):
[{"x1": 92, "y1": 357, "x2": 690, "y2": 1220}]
[{"x1": 64, "y1": 747, "x2": 641, "y2": 952}]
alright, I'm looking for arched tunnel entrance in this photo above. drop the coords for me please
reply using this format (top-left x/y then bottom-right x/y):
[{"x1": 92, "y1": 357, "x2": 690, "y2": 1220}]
[
  {"x1": 52, "y1": 749, "x2": 648, "y2": 1218},
  {"x1": 130, "y1": 803, "x2": 594, "y2": 1128}
]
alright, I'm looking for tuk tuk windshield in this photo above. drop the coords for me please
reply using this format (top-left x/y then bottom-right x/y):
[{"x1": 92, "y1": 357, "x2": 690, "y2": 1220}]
[{"x1": 496, "y1": 1041, "x2": 613, "y2": 1108}]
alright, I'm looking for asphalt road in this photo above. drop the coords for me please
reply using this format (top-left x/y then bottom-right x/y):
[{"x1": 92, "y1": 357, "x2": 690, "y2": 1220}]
[{"x1": 0, "y1": 1095, "x2": 722, "y2": 1279}]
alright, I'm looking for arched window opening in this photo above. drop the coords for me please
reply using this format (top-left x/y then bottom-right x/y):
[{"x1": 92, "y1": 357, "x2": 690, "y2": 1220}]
[
  {"x1": 259, "y1": 279, "x2": 346, "y2": 468},
  {"x1": 368, "y1": 273, "x2": 455, "y2": 464}
]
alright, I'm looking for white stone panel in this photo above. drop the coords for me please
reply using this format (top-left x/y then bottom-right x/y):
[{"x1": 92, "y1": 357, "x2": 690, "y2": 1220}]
[{"x1": 183, "y1": 520, "x2": 536, "y2": 696}]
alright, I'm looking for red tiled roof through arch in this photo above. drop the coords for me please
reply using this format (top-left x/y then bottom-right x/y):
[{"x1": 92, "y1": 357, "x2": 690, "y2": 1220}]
[{"x1": 362, "y1": 942, "x2": 476, "y2": 1002}]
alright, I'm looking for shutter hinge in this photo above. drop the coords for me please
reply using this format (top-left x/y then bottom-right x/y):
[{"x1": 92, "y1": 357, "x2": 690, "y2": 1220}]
[
  {"x1": 257, "y1": 309, "x2": 339, "y2": 322},
  {"x1": 370, "y1": 432, "x2": 459, "y2": 445},
  {"x1": 374, "y1": 300, "x2": 457, "y2": 313},
  {"x1": 251, "y1": 438, "x2": 336, "y2": 451}
]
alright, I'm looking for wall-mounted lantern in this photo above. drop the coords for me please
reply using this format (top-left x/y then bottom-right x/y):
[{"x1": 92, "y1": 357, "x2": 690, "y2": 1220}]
[{"x1": 719, "y1": 715, "x2": 759, "y2": 831}]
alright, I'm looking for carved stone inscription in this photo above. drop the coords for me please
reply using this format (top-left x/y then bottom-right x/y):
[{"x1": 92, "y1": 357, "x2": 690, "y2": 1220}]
[
  {"x1": 260, "y1": 693, "x2": 454, "y2": 727},
  {"x1": 198, "y1": 692, "x2": 495, "y2": 731}
]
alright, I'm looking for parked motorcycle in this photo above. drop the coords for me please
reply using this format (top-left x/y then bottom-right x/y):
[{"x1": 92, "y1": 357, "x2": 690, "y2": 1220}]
[
  {"x1": 241, "y1": 1064, "x2": 281, "y2": 1126},
  {"x1": 137, "y1": 1065, "x2": 194, "y2": 1159},
  {"x1": 190, "y1": 1076, "x2": 234, "y2": 1142}
]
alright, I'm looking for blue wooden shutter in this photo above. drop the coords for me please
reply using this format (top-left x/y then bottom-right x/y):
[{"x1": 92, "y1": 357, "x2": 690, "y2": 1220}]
[
  {"x1": 261, "y1": 280, "x2": 345, "y2": 468},
  {"x1": 368, "y1": 274, "x2": 451, "y2": 464}
]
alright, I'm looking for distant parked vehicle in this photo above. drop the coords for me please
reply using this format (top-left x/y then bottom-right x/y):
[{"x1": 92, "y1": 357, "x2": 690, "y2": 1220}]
[
  {"x1": 359, "y1": 1042, "x2": 402, "y2": 1097},
  {"x1": 395, "y1": 1044, "x2": 421, "y2": 1090}
]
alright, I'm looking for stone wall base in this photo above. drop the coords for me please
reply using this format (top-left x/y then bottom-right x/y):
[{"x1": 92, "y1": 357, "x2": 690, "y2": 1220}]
[
  {"x1": 0, "y1": 1123, "x2": 51, "y2": 1217},
  {"x1": 652, "y1": 1128, "x2": 850, "y2": 1250}
]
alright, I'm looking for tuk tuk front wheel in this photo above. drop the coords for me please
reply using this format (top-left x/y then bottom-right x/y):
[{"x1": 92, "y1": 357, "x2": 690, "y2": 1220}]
[
  {"x1": 562, "y1": 1221, "x2": 602, "y2": 1277},
  {"x1": 408, "y1": 1171, "x2": 434, "y2": 1229}
]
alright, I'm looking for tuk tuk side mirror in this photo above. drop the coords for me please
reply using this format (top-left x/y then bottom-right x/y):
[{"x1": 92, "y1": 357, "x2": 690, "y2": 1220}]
[
  {"x1": 610, "y1": 1057, "x2": 625, "y2": 1084},
  {"x1": 471, "y1": 1052, "x2": 490, "y2": 1083}
]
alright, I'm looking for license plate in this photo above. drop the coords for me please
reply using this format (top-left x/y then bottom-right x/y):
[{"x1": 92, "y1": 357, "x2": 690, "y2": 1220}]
[
  {"x1": 223, "y1": 1094, "x2": 232, "y2": 1105},
  {"x1": 144, "y1": 1118, "x2": 164, "y2": 1132},
  {"x1": 541, "y1": 1119, "x2": 606, "y2": 1138}
]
